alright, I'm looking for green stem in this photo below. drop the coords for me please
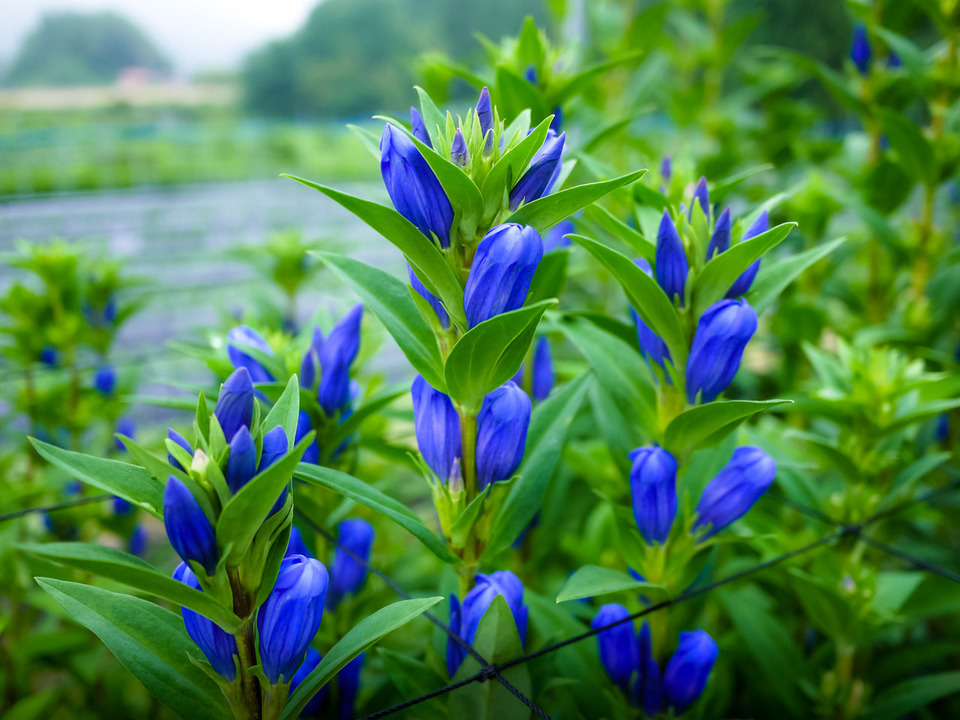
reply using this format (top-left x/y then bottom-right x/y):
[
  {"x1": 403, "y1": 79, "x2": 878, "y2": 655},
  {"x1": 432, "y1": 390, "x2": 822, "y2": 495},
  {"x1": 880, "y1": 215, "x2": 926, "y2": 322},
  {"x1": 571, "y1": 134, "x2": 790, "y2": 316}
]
[
  {"x1": 460, "y1": 411, "x2": 478, "y2": 502},
  {"x1": 229, "y1": 570, "x2": 263, "y2": 720}
]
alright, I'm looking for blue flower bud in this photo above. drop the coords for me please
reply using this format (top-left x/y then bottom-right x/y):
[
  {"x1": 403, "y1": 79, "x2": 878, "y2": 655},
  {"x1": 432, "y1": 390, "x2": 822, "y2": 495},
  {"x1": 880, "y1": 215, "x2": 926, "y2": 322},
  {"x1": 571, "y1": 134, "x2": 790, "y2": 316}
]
[
  {"x1": 662, "y1": 630, "x2": 718, "y2": 714},
  {"x1": 694, "y1": 446, "x2": 775, "y2": 539},
  {"x1": 167, "y1": 428, "x2": 193, "y2": 471},
  {"x1": 476, "y1": 87, "x2": 493, "y2": 142},
  {"x1": 411, "y1": 375, "x2": 461, "y2": 483},
  {"x1": 531, "y1": 336, "x2": 553, "y2": 402},
  {"x1": 660, "y1": 155, "x2": 672, "y2": 183},
  {"x1": 215, "y1": 367, "x2": 255, "y2": 441},
  {"x1": 113, "y1": 495, "x2": 133, "y2": 515},
  {"x1": 691, "y1": 177, "x2": 710, "y2": 219},
  {"x1": 408, "y1": 265, "x2": 450, "y2": 329},
  {"x1": 318, "y1": 305, "x2": 363, "y2": 416},
  {"x1": 128, "y1": 524, "x2": 148, "y2": 556},
  {"x1": 174, "y1": 562, "x2": 238, "y2": 680},
  {"x1": 629, "y1": 445, "x2": 677, "y2": 545},
  {"x1": 543, "y1": 218, "x2": 574, "y2": 253},
  {"x1": 636, "y1": 622, "x2": 663, "y2": 716},
  {"x1": 40, "y1": 345, "x2": 59, "y2": 367},
  {"x1": 260, "y1": 425, "x2": 289, "y2": 472},
  {"x1": 592, "y1": 603, "x2": 639, "y2": 690},
  {"x1": 94, "y1": 365, "x2": 116, "y2": 396},
  {"x1": 447, "y1": 595, "x2": 465, "y2": 677},
  {"x1": 448, "y1": 571, "x2": 528, "y2": 676},
  {"x1": 655, "y1": 211, "x2": 688, "y2": 306},
  {"x1": 164, "y1": 477, "x2": 218, "y2": 575},
  {"x1": 451, "y1": 128, "x2": 469, "y2": 167},
  {"x1": 227, "y1": 326, "x2": 275, "y2": 383},
  {"x1": 726, "y1": 211, "x2": 768, "y2": 299},
  {"x1": 104, "y1": 295, "x2": 118, "y2": 324},
  {"x1": 476, "y1": 382, "x2": 531, "y2": 491},
  {"x1": 705, "y1": 207, "x2": 731, "y2": 261},
  {"x1": 631, "y1": 259, "x2": 672, "y2": 371},
  {"x1": 410, "y1": 106, "x2": 432, "y2": 148},
  {"x1": 851, "y1": 25, "x2": 871, "y2": 76},
  {"x1": 225, "y1": 426, "x2": 257, "y2": 493},
  {"x1": 115, "y1": 416, "x2": 135, "y2": 451},
  {"x1": 257, "y1": 555, "x2": 330, "y2": 684},
  {"x1": 685, "y1": 299, "x2": 757, "y2": 404},
  {"x1": 289, "y1": 646, "x2": 327, "y2": 717},
  {"x1": 524, "y1": 65, "x2": 538, "y2": 84},
  {"x1": 463, "y1": 223, "x2": 543, "y2": 328},
  {"x1": 328, "y1": 518, "x2": 374, "y2": 610},
  {"x1": 380, "y1": 124, "x2": 454, "y2": 248},
  {"x1": 295, "y1": 410, "x2": 320, "y2": 464},
  {"x1": 300, "y1": 327, "x2": 323, "y2": 391},
  {"x1": 550, "y1": 105, "x2": 563, "y2": 132},
  {"x1": 887, "y1": 51, "x2": 901, "y2": 69},
  {"x1": 509, "y1": 131, "x2": 565, "y2": 211},
  {"x1": 337, "y1": 653, "x2": 365, "y2": 720},
  {"x1": 286, "y1": 525, "x2": 313, "y2": 559}
]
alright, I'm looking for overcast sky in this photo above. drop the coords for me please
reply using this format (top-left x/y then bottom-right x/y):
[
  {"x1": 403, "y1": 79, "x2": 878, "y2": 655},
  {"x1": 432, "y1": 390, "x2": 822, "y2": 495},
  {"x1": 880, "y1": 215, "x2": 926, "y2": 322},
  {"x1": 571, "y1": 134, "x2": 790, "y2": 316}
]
[{"x1": 0, "y1": 0, "x2": 319, "y2": 75}]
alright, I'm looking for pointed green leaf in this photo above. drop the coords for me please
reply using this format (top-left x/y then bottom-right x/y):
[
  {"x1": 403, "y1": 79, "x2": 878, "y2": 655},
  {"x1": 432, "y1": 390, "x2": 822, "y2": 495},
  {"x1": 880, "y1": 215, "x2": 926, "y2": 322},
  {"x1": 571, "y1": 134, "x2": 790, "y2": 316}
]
[
  {"x1": 664, "y1": 400, "x2": 792, "y2": 456},
  {"x1": 557, "y1": 565, "x2": 663, "y2": 603}
]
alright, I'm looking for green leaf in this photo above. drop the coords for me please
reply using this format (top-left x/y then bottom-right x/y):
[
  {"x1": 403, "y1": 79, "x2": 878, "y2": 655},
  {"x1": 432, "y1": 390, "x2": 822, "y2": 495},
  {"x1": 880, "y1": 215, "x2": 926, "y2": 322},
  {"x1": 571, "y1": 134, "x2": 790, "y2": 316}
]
[
  {"x1": 20, "y1": 543, "x2": 241, "y2": 632},
  {"x1": 556, "y1": 565, "x2": 662, "y2": 603},
  {"x1": 30, "y1": 439, "x2": 164, "y2": 517},
  {"x1": 717, "y1": 585, "x2": 805, "y2": 714},
  {"x1": 486, "y1": 374, "x2": 591, "y2": 557},
  {"x1": 444, "y1": 300, "x2": 556, "y2": 411},
  {"x1": 285, "y1": 175, "x2": 466, "y2": 329},
  {"x1": 664, "y1": 400, "x2": 792, "y2": 456},
  {"x1": 507, "y1": 170, "x2": 647, "y2": 235},
  {"x1": 216, "y1": 434, "x2": 313, "y2": 561},
  {"x1": 481, "y1": 116, "x2": 552, "y2": 221},
  {"x1": 415, "y1": 86, "x2": 447, "y2": 148},
  {"x1": 553, "y1": 51, "x2": 645, "y2": 102},
  {"x1": 880, "y1": 110, "x2": 937, "y2": 187},
  {"x1": 527, "y1": 248, "x2": 569, "y2": 304},
  {"x1": 449, "y1": 595, "x2": 532, "y2": 720},
  {"x1": 694, "y1": 222, "x2": 796, "y2": 314},
  {"x1": 37, "y1": 578, "x2": 231, "y2": 720},
  {"x1": 584, "y1": 203, "x2": 656, "y2": 263},
  {"x1": 317, "y1": 253, "x2": 445, "y2": 390},
  {"x1": 294, "y1": 464, "x2": 457, "y2": 563},
  {"x1": 570, "y1": 234, "x2": 687, "y2": 365},
  {"x1": 746, "y1": 237, "x2": 847, "y2": 315},
  {"x1": 261, "y1": 375, "x2": 300, "y2": 449},
  {"x1": 862, "y1": 672, "x2": 960, "y2": 720},
  {"x1": 281, "y1": 597, "x2": 443, "y2": 720}
]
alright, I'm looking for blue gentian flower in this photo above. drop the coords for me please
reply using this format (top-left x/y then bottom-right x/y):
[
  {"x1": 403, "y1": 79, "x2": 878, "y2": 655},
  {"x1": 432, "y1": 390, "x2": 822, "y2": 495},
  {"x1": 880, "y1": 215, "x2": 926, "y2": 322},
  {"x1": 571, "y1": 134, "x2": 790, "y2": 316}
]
[
  {"x1": 629, "y1": 445, "x2": 677, "y2": 545},
  {"x1": 225, "y1": 426, "x2": 257, "y2": 494},
  {"x1": 593, "y1": 603, "x2": 639, "y2": 690},
  {"x1": 295, "y1": 410, "x2": 320, "y2": 464},
  {"x1": 214, "y1": 367, "x2": 255, "y2": 441},
  {"x1": 94, "y1": 365, "x2": 116, "y2": 396},
  {"x1": 337, "y1": 653, "x2": 365, "y2": 720},
  {"x1": 476, "y1": 87, "x2": 493, "y2": 152},
  {"x1": 851, "y1": 25, "x2": 871, "y2": 76},
  {"x1": 317, "y1": 305, "x2": 363, "y2": 416},
  {"x1": 167, "y1": 429, "x2": 193, "y2": 472},
  {"x1": 631, "y1": 259, "x2": 672, "y2": 372},
  {"x1": 543, "y1": 218, "x2": 574, "y2": 253},
  {"x1": 408, "y1": 265, "x2": 450, "y2": 329},
  {"x1": 128, "y1": 524, "x2": 148, "y2": 556},
  {"x1": 115, "y1": 416, "x2": 136, "y2": 451},
  {"x1": 726, "y1": 211, "x2": 768, "y2": 298},
  {"x1": 655, "y1": 211, "x2": 688, "y2": 306},
  {"x1": 451, "y1": 129, "x2": 469, "y2": 167},
  {"x1": 662, "y1": 630, "x2": 718, "y2": 714},
  {"x1": 476, "y1": 382, "x2": 531, "y2": 491},
  {"x1": 448, "y1": 571, "x2": 528, "y2": 676},
  {"x1": 685, "y1": 299, "x2": 758, "y2": 404},
  {"x1": 380, "y1": 124, "x2": 454, "y2": 248},
  {"x1": 706, "y1": 207, "x2": 732, "y2": 261},
  {"x1": 694, "y1": 446, "x2": 776, "y2": 539},
  {"x1": 164, "y1": 477, "x2": 218, "y2": 575},
  {"x1": 410, "y1": 106, "x2": 432, "y2": 148},
  {"x1": 286, "y1": 525, "x2": 313, "y2": 559},
  {"x1": 174, "y1": 562, "x2": 238, "y2": 680},
  {"x1": 691, "y1": 177, "x2": 710, "y2": 219},
  {"x1": 257, "y1": 555, "x2": 330, "y2": 684},
  {"x1": 411, "y1": 375, "x2": 461, "y2": 484},
  {"x1": 289, "y1": 646, "x2": 327, "y2": 717},
  {"x1": 227, "y1": 326, "x2": 275, "y2": 383},
  {"x1": 463, "y1": 223, "x2": 543, "y2": 328},
  {"x1": 509, "y1": 131, "x2": 565, "y2": 210},
  {"x1": 327, "y1": 518, "x2": 375, "y2": 610}
]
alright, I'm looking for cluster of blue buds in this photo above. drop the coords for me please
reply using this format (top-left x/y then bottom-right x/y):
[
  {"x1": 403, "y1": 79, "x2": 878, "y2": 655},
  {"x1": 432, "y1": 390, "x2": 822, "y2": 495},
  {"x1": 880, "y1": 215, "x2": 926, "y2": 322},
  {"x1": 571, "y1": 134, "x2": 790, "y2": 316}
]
[
  {"x1": 411, "y1": 376, "x2": 531, "y2": 491},
  {"x1": 447, "y1": 571, "x2": 528, "y2": 676},
  {"x1": 174, "y1": 561, "x2": 239, "y2": 679},
  {"x1": 162, "y1": 367, "x2": 293, "y2": 576},
  {"x1": 299, "y1": 305, "x2": 363, "y2": 417},
  {"x1": 593, "y1": 605, "x2": 718, "y2": 716},
  {"x1": 83, "y1": 293, "x2": 118, "y2": 328},
  {"x1": 382, "y1": 86, "x2": 564, "y2": 263},
  {"x1": 633, "y1": 178, "x2": 764, "y2": 403},
  {"x1": 629, "y1": 444, "x2": 776, "y2": 546}
]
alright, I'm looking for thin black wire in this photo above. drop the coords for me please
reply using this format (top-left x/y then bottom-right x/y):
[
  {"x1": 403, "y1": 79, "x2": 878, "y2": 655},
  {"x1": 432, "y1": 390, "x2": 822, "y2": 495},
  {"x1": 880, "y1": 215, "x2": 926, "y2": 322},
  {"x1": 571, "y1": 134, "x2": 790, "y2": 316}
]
[
  {"x1": 859, "y1": 535, "x2": 960, "y2": 584},
  {"x1": 295, "y1": 510, "x2": 552, "y2": 720},
  {"x1": 0, "y1": 494, "x2": 112, "y2": 522}
]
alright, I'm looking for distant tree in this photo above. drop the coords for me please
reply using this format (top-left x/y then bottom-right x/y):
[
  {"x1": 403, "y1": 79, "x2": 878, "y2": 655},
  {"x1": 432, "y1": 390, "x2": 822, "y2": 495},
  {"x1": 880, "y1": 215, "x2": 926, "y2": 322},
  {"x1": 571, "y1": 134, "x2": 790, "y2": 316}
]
[
  {"x1": 243, "y1": 0, "x2": 546, "y2": 118},
  {"x1": 3, "y1": 12, "x2": 171, "y2": 87}
]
